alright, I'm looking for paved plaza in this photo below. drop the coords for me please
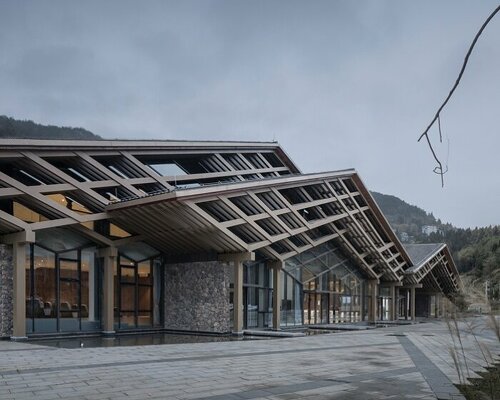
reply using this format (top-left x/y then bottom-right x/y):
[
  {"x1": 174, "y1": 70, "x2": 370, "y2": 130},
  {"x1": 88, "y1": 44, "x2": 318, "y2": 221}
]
[{"x1": 0, "y1": 318, "x2": 499, "y2": 400}]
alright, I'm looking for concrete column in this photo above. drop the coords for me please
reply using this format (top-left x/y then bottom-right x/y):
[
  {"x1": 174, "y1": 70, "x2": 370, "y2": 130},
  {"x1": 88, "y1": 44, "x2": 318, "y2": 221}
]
[
  {"x1": 368, "y1": 279, "x2": 378, "y2": 323},
  {"x1": 270, "y1": 260, "x2": 283, "y2": 331},
  {"x1": 440, "y1": 294, "x2": 446, "y2": 317},
  {"x1": 218, "y1": 252, "x2": 255, "y2": 336},
  {"x1": 410, "y1": 286, "x2": 416, "y2": 321},
  {"x1": 98, "y1": 247, "x2": 117, "y2": 334}
]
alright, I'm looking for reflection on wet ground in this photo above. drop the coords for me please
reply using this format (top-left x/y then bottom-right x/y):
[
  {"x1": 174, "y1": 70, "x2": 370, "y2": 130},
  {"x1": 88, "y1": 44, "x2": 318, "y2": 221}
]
[{"x1": 29, "y1": 332, "x2": 275, "y2": 349}]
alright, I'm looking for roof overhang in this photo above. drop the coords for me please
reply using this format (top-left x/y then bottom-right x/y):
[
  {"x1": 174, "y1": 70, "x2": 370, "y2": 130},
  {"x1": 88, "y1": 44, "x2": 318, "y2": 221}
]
[
  {"x1": 0, "y1": 138, "x2": 301, "y2": 173},
  {"x1": 107, "y1": 170, "x2": 410, "y2": 281},
  {"x1": 403, "y1": 243, "x2": 461, "y2": 297}
]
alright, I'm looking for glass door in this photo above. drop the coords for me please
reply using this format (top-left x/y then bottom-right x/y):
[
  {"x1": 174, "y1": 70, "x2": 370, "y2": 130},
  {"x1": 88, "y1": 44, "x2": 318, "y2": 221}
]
[
  {"x1": 117, "y1": 256, "x2": 154, "y2": 330},
  {"x1": 303, "y1": 292, "x2": 312, "y2": 324},
  {"x1": 26, "y1": 245, "x2": 100, "y2": 334},
  {"x1": 58, "y1": 251, "x2": 80, "y2": 332},
  {"x1": 119, "y1": 264, "x2": 136, "y2": 328},
  {"x1": 137, "y1": 261, "x2": 153, "y2": 327},
  {"x1": 320, "y1": 293, "x2": 329, "y2": 324}
]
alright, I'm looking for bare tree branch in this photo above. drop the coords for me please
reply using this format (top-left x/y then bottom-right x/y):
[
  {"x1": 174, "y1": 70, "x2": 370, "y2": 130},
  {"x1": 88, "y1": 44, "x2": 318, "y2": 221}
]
[{"x1": 418, "y1": 4, "x2": 500, "y2": 186}]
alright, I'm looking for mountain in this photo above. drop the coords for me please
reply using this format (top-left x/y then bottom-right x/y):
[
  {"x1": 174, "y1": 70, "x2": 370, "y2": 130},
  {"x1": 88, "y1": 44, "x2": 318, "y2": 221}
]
[
  {"x1": 371, "y1": 191, "x2": 443, "y2": 241},
  {"x1": 0, "y1": 115, "x2": 102, "y2": 140},
  {"x1": 372, "y1": 191, "x2": 500, "y2": 302}
]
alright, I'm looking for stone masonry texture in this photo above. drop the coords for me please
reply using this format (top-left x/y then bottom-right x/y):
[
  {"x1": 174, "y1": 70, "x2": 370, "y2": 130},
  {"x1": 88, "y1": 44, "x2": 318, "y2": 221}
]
[
  {"x1": 0, "y1": 244, "x2": 13, "y2": 338},
  {"x1": 164, "y1": 261, "x2": 230, "y2": 333}
]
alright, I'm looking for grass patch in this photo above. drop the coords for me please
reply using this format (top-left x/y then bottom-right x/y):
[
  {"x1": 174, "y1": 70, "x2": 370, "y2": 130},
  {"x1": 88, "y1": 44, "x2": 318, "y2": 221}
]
[{"x1": 457, "y1": 362, "x2": 500, "y2": 400}]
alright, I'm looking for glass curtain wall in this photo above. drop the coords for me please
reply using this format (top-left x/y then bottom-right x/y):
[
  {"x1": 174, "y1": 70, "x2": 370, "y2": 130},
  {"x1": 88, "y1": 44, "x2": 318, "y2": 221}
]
[
  {"x1": 242, "y1": 260, "x2": 273, "y2": 329},
  {"x1": 284, "y1": 241, "x2": 365, "y2": 326},
  {"x1": 25, "y1": 244, "x2": 100, "y2": 334},
  {"x1": 280, "y1": 271, "x2": 303, "y2": 327},
  {"x1": 231, "y1": 242, "x2": 369, "y2": 329},
  {"x1": 378, "y1": 287, "x2": 391, "y2": 321}
]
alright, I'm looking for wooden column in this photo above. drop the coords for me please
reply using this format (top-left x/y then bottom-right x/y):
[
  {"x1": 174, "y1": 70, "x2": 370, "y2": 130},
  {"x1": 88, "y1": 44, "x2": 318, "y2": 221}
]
[
  {"x1": 233, "y1": 260, "x2": 244, "y2": 334},
  {"x1": 12, "y1": 242, "x2": 27, "y2": 339},
  {"x1": 98, "y1": 247, "x2": 117, "y2": 334},
  {"x1": 219, "y1": 252, "x2": 255, "y2": 335},
  {"x1": 269, "y1": 260, "x2": 283, "y2": 331},
  {"x1": 405, "y1": 288, "x2": 409, "y2": 320},
  {"x1": 410, "y1": 286, "x2": 416, "y2": 321},
  {"x1": 369, "y1": 279, "x2": 378, "y2": 323}
]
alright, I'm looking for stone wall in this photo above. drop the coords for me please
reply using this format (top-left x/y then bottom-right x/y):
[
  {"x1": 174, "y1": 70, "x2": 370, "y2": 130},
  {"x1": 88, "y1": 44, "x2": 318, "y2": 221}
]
[
  {"x1": 164, "y1": 261, "x2": 230, "y2": 333},
  {"x1": 0, "y1": 244, "x2": 13, "y2": 338}
]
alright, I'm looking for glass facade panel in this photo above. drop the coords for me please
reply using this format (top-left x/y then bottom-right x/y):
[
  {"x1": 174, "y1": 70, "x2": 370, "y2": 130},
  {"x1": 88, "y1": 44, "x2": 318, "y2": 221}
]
[
  {"x1": 24, "y1": 244, "x2": 101, "y2": 334},
  {"x1": 59, "y1": 251, "x2": 79, "y2": 332},
  {"x1": 120, "y1": 266, "x2": 135, "y2": 283},
  {"x1": 120, "y1": 285, "x2": 135, "y2": 312},
  {"x1": 81, "y1": 249, "x2": 99, "y2": 331},
  {"x1": 59, "y1": 258, "x2": 78, "y2": 280},
  {"x1": 378, "y1": 286, "x2": 391, "y2": 321},
  {"x1": 242, "y1": 261, "x2": 272, "y2": 329},
  {"x1": 32, "y1": 246, "x2": 57, "y2": 333},
  {"x1": 138, "y1": 261, "x2": 152, "y2": 284},
  {"x1": 285, "y1": 241, "x2": 366, "y2": 325},
  {"x1": 430, "y1": 295, "x2": 436, "y2": 317},
  {"x1": 138, "y1": 285, "x2": 152, "y2": 327}
]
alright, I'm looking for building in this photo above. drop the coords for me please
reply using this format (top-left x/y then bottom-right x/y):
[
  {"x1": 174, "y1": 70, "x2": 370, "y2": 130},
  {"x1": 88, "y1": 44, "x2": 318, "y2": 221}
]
[
  {"x1": 0, "y1": 139, "x2": 461, "y2": 339},
  {"x1": 399, "y1": 232, "x2": 409, "y2": 242},
  {"x1": 422, "y1": 225, "x2": 440, "y2": 236}
]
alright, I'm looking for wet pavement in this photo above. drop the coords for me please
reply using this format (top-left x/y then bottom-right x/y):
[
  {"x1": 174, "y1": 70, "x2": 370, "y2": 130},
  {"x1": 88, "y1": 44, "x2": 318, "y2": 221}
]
[
  {"x1": 0, "y1": 317, "x2": 498, "y2": 399},
  {"x1": 27, "y1": 332, "x2": 272, "y2": 349}
]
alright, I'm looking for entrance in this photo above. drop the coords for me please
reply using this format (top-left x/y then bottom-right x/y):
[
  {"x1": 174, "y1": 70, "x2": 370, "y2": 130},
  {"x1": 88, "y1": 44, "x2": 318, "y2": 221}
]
[
  {"x1": 243, "y1": 286, "x2": 272, "y2": 329},
  {"x1": 26, "y1": 245, "x2": 100, "y2": 334},
  {"x1": 115, "y1": 256, "x2": 154, "y2": 329},
  {"x1": 398, "y1": 294, "x2": 408, "y2": 319}
]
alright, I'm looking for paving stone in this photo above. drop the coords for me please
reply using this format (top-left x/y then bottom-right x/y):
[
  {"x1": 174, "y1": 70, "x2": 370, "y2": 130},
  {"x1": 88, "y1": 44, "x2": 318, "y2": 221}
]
[{"x1": 0, "y1": 318, "x2": 498, "y2": 399}]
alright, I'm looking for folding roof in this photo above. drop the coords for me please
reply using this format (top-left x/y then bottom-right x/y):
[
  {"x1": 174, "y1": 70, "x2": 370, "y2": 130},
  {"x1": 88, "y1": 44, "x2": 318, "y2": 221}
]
[
  {"x1": 0, "y1": 138, "x2": 462, "y2": 295},
  {"x1": 107, "y1": 170, "x2": 411, "y2": 282},
  {"x1": 403, "y1": 243, "x2": 461, "y2": 296}
]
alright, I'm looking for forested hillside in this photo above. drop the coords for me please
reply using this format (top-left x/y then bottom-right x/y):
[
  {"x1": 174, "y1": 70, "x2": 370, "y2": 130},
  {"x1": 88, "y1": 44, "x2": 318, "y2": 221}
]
[
  {"x1": 371, "y1": 192, "x2": 443, "y2": 241},
  {"x1": 0, "y1": 115, "x2": 102, "y2": 140},
  {"x1": 372, "y1": 191, "x2": 499, "y2": 301}
]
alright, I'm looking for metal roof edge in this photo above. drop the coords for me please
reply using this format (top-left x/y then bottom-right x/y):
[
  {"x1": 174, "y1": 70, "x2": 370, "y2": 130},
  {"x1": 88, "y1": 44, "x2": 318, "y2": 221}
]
[
  {"x1": 106, "y1": 169, "x2": 357, "y2": 211},
  {"x1": 403, "y1": 243, "x2": 447, "y2": 274},
  {"x1": 350, "y1": 173, "x2": 414, "y2": 268}
]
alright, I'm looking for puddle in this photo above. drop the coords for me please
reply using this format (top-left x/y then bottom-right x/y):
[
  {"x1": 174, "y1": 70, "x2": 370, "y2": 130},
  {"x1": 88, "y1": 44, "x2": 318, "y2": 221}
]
[{"x1": 306, "y1": 329, "x2": 342, "y2": 335}]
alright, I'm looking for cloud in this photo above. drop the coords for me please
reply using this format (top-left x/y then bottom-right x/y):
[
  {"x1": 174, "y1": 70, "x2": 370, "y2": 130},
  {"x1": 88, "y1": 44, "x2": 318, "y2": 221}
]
[{"x1": 0, "y1": 0, "x2": 499, "y2": 227}]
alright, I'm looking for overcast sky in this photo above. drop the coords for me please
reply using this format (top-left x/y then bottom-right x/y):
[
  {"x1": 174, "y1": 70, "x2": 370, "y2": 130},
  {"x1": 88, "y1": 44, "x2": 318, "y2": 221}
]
[{"x1": 1, "y1": 1, "x2": 499, "y2": 228}]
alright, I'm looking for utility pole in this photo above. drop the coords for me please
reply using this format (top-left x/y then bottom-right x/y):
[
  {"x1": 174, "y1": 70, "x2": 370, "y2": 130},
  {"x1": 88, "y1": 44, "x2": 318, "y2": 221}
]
[{"x1": 484, "y1": 280, "x2": 489, "y2": 302}]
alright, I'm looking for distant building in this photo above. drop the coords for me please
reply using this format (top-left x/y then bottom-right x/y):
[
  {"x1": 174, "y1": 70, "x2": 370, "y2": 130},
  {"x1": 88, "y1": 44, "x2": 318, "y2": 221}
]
[
  {"x1": 400, "y1": 232, "x2": 409, "y2": 242},
  {"x1": 422, "y1": 225, "x2": 439, "y2": 236}
]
